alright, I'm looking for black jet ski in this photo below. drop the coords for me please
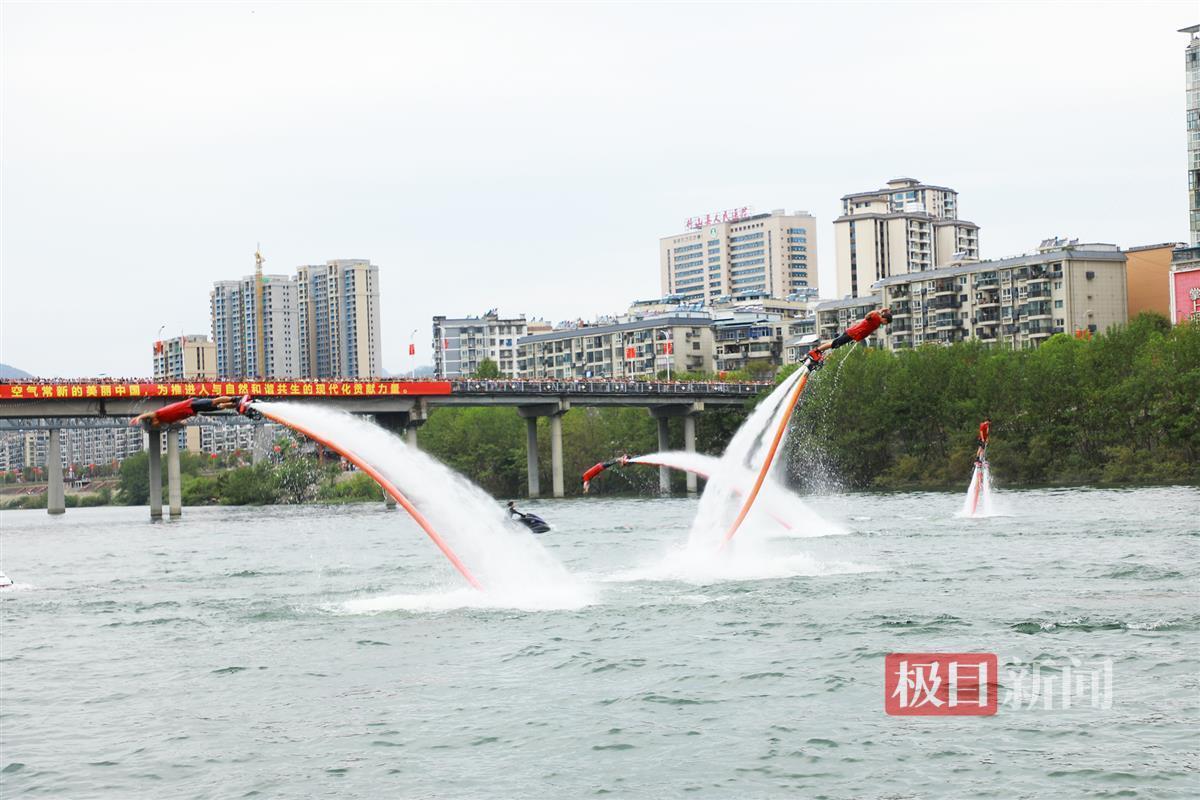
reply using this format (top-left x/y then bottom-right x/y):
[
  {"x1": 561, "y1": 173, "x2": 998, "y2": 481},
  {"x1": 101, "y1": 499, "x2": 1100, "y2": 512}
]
[{"x1": 506, "y1": 502, "x2": 551, "y2": 534}]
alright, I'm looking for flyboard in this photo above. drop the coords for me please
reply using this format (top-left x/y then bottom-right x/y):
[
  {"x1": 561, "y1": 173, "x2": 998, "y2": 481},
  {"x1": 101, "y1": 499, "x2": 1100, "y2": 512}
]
[
  {"x1": 239, "y1": 398, "x2": 483, "y2": 590},
  {"x1": 721, "y1": 364, "x2": 814, "y2": 547}
]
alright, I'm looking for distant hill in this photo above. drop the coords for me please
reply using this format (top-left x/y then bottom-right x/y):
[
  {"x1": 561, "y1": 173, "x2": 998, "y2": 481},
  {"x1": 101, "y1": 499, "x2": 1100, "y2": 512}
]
[{"x1": 0, "y1": 363, "x2": 33, "y2": 379}]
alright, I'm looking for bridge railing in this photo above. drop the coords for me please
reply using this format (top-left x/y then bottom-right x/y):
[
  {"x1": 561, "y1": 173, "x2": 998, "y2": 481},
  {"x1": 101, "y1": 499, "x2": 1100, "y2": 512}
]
[{"x1": 447, "y1": 379, "x2": 770, "y2": 396}]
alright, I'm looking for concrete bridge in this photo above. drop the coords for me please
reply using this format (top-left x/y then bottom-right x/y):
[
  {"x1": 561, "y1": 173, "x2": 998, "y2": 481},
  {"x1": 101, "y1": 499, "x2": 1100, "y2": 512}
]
[{"x1": 0, "y1": 378, "x2": 767, "y2": 516}]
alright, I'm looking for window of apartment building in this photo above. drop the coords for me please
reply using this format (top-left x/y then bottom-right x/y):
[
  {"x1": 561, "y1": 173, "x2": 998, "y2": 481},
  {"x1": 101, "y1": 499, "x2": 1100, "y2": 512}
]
[
  {"x1": 1001, "y1": 289, "x2": 1012, "y2": 300},
  {"x1": 1054, "y1": 300, "x2": 1064, "y2": 308},
  {"x1": 1054, "y1": 281, "x2": 1063, "y2": 290}
]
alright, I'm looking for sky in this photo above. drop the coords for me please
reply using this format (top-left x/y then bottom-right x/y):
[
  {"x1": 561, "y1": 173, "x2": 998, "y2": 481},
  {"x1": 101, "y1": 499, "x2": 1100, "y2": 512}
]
[{"x1": 1, "y1": 1, "x2": 1193, "y2": 377}]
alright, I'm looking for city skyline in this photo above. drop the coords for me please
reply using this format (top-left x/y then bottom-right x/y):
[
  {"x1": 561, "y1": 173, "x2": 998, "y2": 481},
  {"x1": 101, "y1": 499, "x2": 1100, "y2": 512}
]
[{"x1": 1, "y1": 2, "x2": 1192, "y2": 377}]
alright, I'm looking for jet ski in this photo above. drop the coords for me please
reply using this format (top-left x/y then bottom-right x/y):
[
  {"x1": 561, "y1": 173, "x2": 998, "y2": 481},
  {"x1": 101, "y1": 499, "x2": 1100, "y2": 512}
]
[
  {"x1": 0, "y1": 572, "x2": 13, "y2": 589},
  {"x1": 506, "y1": 502, "x2": 551, "y2": 534}
]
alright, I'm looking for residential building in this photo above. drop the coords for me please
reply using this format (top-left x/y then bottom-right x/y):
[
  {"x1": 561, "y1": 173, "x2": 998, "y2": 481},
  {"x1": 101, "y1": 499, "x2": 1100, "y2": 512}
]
[
  {"x1": 1182, "y1": 25, "x2": 1199, "y2": 244},
  {"x1": 873, "y1": 239, "x2": 1128, "y2": 350},
  {"x1": 211, "y1": 273, "x2": 300, "y2": 379},
  {"x1": 433, "y1": 312, "x2": 528, "y2": 377},
  {"x1": 185, "y1": 421, "x2": 279, "y2": 455},
  {"x1": 813, "y1": 295, "x2": 884, "y2": 344},
  {"x1": 296, "y1": 259, "x2": 382, "y2": 379},
  {"x1": 712, "y1": 312, "x2": 786, "y2": 374},
  {"x1": 153, "y1": 335, "x2": 217, "y2": 381},
  {"x1": 18, "y1": 428, "x2": 144, "y2": 470},
  {"x1": 833, "y1": 178, "x2": 980, "y2": 298},
  {"x1": 1123, "y1": 244, "x2": 1177, "y2": 319},
  {"x1": 660, "y1": 208, "x2": 818, "y2": 304},
  {"x1": 1172, "y1": 26, "x2": 1200, "y2": 280},
  {"x1": 517, "y1": 314, "x2": 715, "y2": 379}
]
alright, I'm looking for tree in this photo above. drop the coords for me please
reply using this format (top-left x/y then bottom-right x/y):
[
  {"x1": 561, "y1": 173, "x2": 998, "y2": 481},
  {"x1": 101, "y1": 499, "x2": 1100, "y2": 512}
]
[{"x1": 473, "y1": 359, "x2": 501, "y2": 379}]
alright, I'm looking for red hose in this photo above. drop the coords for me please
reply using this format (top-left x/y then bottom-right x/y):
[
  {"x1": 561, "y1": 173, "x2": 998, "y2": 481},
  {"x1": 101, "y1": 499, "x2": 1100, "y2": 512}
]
[{"x1": 252, "y1": 404, "x2": 483, "y2": 590}]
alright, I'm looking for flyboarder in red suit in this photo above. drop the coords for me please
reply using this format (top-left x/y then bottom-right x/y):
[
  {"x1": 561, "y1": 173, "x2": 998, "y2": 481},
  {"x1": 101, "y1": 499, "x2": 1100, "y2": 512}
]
[
  {"x1": 130, "y1": 396, "x2": 237, "y2": 428},
  {"x1": 582, "y1": 455, "x2": 629, "y2": 493},
  {"x1": 802, "y1": 308, "x2": 894, "y2": 370},
  {"x1": 976, "y1": 417, "x2": 991, "y2": 463}
]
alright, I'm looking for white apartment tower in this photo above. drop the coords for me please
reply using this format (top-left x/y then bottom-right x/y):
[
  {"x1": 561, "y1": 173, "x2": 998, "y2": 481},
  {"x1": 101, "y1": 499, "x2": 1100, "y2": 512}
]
[
  {"x1": 153, "y1": 335, "x2": 217, "y2": 381},
  {"x1": 433, "y1": 312, "x2": 528, "y2": 378},
  {"x1": 660, "y1": 209, "x2": 818, "y2": 304},
  {"x1": 834, "y1": 178, "x2": 980, "y2": 298},
  {"x1": 210, "y1": 274, "x2": 300, "y2": 379},
  {"x1": 296, "y1": 259, "x2": 383, "y2": 379}
]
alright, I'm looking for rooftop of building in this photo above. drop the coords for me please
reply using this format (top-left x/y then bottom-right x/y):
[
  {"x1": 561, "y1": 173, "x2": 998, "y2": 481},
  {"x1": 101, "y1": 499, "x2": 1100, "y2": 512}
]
[
  {"x1": 814, "y1": 295, "x2": 882, "y2": 313},
  {"x1": 871, "y1": 243, "x2": 1126, "y2": 288},
  {"x1": 517, "y1": 314, "x2": 715, "y2": 345},
  {"x1": 1124, "y1": 242, "x2": 1186, "y2": 253},
  {"x1": 840, "y1": 178, "x2": 958, "y2": 201}
]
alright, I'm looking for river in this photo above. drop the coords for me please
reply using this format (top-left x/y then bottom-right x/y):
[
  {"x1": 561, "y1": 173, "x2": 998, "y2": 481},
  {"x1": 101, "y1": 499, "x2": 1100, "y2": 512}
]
[{"x1": 1, "y1": 487, "x2": 1197, "y2": 798}]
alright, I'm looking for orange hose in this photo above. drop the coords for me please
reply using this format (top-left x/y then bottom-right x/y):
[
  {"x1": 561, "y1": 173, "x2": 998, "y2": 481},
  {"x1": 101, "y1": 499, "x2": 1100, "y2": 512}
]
[
  {"x1": 253, "y1": 404, "x2": 483, "y2": 590},
  {"x1": 720, "y1": 369, "x2": 811, "y2": 547}
]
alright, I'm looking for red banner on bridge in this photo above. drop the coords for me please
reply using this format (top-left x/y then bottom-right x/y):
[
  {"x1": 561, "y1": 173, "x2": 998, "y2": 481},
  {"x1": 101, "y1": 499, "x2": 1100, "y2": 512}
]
[{"x1": 0, "y1": 380, "x2": 453, "y2": 401}]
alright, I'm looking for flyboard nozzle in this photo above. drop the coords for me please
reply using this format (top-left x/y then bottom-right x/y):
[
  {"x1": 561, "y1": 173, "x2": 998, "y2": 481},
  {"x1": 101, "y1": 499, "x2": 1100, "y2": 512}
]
[{"x1": 237, "y1": 394, "x2": 255, "y2": 416}]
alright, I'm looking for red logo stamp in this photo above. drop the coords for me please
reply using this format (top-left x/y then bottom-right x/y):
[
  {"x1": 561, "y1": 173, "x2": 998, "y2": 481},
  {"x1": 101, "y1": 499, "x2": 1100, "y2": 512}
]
[{"x1": 885, "y1": 653, "x2": 998, "y2": 716}]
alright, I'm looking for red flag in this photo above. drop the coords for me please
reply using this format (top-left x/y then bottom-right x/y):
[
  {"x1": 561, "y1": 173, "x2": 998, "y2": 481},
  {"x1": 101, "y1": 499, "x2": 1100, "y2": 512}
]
[
  {"x1": 409, "y1": 343, "x2": 416, "y2": 356},
  {"x1": 625, "y1": 346, "x2": 636, "y2": 360},
  {"x1": 664, "y1": 341, "x2": 673, "y2": 355},
  {"x1": 443, "y1": 338, "x2": 449, "y2": 350}
]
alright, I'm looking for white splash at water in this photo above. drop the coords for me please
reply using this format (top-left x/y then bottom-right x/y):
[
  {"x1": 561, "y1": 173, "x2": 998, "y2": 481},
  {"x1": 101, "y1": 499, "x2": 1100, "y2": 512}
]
[
  {"x1": 958, "y1": 461, "x2": 1001, "y2": 518},
  {"x1": 628, "y1": 450, "x2": 846, "y2": 539},
  {"x1": 626, "y1": 370, "x2": 868, "y2": 583},
  {"x1": 255, "y1": 402, "x2": 593, "y2": 611}
]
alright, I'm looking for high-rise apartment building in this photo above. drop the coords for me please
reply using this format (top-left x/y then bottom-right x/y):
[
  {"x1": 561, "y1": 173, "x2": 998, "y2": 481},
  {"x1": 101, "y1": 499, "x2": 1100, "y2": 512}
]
[
  {"x1": 873, "y1": 239, "x2": 1127, "y2": 350},
  {"x1": 296, "y1": 259, "x2": 382, "y2": 379},
  {"x1": 834, "y1": 178, "x2": 980, "y2": 298},
  {"x1": 660, "y1": 208, "x2": 818, "y2": 304},
  {"x1": 210, "y1": 274, "x2": 300, "y2": 379},
  {"x1": 153, "y1": 335, "x2": 217, "y2": 380},
  {"x1": 1173, "y1": 26, "x2": 1200, "y2": 276},
  {"x1": 432, "y1": 312, "x2": 528, "y2": 378}
]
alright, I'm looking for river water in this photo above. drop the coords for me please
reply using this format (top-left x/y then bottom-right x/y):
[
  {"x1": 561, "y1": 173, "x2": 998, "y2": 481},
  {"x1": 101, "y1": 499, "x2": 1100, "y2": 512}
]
[{"x1": 1, "y1": 487, "x2": 1197, "y2": 798}]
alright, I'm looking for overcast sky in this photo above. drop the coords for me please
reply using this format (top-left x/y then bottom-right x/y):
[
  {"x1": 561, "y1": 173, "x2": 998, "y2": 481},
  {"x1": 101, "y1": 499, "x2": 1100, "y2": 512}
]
[{"x1": 1, "y1": 1, "x2": 1193, "y2": 377}]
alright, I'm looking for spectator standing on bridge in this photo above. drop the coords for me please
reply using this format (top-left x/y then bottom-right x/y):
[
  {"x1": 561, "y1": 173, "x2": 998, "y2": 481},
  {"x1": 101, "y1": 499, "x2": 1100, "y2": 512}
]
[
  {"x1": 130, "y1": 396, "x2": 237, "y2": 428},
  {"x1": 802, "y1": 308, "x2": 893, "y2": 371}
]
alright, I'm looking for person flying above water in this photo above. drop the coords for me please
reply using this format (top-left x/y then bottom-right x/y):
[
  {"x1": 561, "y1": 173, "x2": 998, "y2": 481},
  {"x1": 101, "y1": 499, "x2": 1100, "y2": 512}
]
[
  {"x1": 801, "y1": 308, "x2": 894, "y2": 371},
  {"x1": 976, "y1": 416, "x2": 991, "y2": 463},
  {"x1": 582, "y1": 455, "x2": 629, "y2": 493},
  {"x1": 130, "y1": 396, "x2": 238, "y2": 428}
]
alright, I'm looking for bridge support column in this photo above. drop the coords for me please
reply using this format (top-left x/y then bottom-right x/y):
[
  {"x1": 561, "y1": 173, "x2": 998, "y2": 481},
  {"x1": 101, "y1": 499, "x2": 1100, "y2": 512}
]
[
  {"x1": 649, "y1": 402, "x2": 704, "y2": 497},
  {"x1": 167, "y1": 428, "x2": 182, "y2": 518},
  {"x1": 148, "y1": 428, "x2": 163, "y2": 519},
  {"x1": 47, "y1": 428, "x2": 65, "y2": 515},
  {"x1": 683, "y1": 413, "x2": 698, "y2": 495},
  {"x1": 550, "y1": 413, "x2": 564, "y2": 498},
  {"x1": 525, "y1": 417, "x2": 540, "y2": 499},
  {"x1": 518, "y1": 402, "x2": 568, "y2": 498},
  {"x1": 655, "y1": 416, "x2": 671, "y2": 494}
]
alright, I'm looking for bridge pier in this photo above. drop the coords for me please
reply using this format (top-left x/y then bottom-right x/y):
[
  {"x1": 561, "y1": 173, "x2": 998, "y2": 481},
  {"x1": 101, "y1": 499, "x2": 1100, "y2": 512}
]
[
  {"x1": 167, "y1": 428, "x2": 182, "y2": 518},
  {"x1": 148, "y1": 428, "x2": 163, "y2": 519},
  {"x1": 518, "y1": 402, "x2": 569, "y2": 498},
  {"x1": 47, "y1": 428, "x2": 65, "y2": 515},
  {"x1": 649, "y1": 402, "x2": 704, "y2": 496},
  {"x1": 525, "y1": 417, "x2": 540, "y2": 498},
  {"x1": 683, "y1": 413, "x2": 698, "y2": 495}
]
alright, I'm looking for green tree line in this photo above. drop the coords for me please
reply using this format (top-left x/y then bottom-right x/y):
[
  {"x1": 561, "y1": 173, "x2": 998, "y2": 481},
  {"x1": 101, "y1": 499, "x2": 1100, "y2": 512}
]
[{"x1": 787, "y1": 313, "x2": 1199, "y2": 490}]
